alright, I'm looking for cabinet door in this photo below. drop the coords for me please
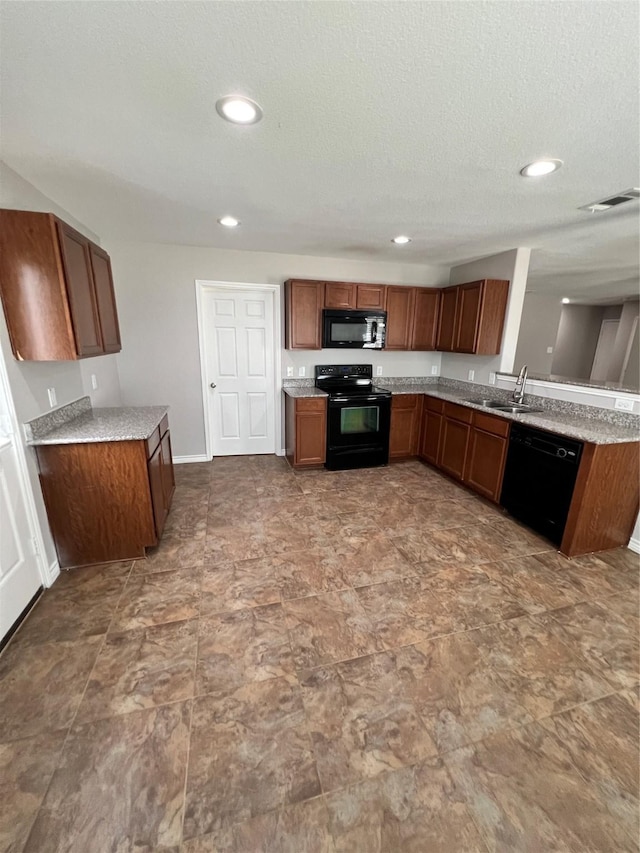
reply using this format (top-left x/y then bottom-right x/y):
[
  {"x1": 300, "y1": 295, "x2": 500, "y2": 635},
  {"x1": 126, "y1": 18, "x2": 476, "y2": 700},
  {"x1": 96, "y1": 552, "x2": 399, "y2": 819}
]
[
  {"x1": 56, "y1": 221, "x2": 104, "y2": 356},
  {"x1": 159, "y1": 430, "x2": 175, "y2": 514},
  {"x1": 455, "y1": 281, "x2": 483, "y2": 353},
  {"x1": 148, "y1": 442, "x2": 167, "y2": 537},
  {"x1": 411, "y1": 288, "x2": 441, "y2": 350},
  {"x1": 89, "y1": 244, "x2": 121, "y2": 354},
  {"x1": 325, "y1": 282, "x2": 355, "y2": 309},
  {"x1": 419, "y1": 408, "x2": 443, "y2": 465},
  {"x1": 465, "y1": 428, "x2": 508, "y2": 502},
  {"x1": 286, "y1": 281, "x2": 324, "y2": 349},
  {"x1": 385, "y1": 287, "x2": 416, "y2": 350},
  {"x1": 389, "y1": 395, "x2": 421, "y2": 459},
  {"x1": 356, "y1": 284, "x2": 387, "y2": 310},
  {"x1": 438, "y1": 417, "x2": 471, "y2": 481},
  {"x1": 436, "y1": 287, "x2": 458, "y2": 352},
  {"x1": 296, "y1": 411, "x2": 326, "y2": 466}
]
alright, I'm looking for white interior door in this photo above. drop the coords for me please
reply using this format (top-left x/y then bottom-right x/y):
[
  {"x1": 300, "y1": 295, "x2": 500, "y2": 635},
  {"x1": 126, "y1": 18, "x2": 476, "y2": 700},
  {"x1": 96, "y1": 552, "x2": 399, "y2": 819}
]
[
  {"x1": 0, "y1": 436, "x2": 42, "y2": 643},
  {"x1": 590, "y1": 319, "x2": 619, "y2": 381},
  {"x1": 202, "y1": 287, "x2": 276, "y2": 456}
]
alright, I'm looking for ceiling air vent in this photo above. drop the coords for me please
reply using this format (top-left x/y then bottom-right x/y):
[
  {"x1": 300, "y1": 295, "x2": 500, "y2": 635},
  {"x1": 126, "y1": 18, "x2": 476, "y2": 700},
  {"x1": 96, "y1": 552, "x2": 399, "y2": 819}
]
[{"x1": 579, "y1": 188, "x2": 640, "y2": 213}]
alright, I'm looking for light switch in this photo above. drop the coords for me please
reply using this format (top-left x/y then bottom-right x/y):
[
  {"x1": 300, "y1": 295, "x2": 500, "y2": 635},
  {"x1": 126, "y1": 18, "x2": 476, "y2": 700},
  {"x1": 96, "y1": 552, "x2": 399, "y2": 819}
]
[
  {"x1": 47, "y1": 388, "x2": 57, "y2": 407},
  {"x1": 91, "y1": 374, "x2": 98, "y2": 390},
  {"x1": 468, "y1": 370, "x2": 475, "y2": 381},
  {"x1": 286, "y1": 366, "x2": 294, "y2": 377},
  {"x1": 546, "y1": 346, "x2": 554, "y2": 354},
  {"x1": 431, "y1": 365, "x2": 438, "y2": 375},
  {"x1": 298, "y1": 366, "x2": 306, "y2": 377},
  {"x1": 376, "y1": 366, "x2": 383, "y2": 376}
]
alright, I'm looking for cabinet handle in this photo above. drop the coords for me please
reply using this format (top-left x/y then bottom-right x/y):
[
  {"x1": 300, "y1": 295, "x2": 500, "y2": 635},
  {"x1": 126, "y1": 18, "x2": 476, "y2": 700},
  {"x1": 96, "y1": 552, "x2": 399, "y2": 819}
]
[{"x1": 210, "y1": 382, "x2": 217, "y2": 389}]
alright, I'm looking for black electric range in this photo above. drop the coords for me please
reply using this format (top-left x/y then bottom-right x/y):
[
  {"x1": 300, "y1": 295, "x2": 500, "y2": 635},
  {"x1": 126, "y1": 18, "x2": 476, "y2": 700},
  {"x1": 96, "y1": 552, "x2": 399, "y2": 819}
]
[{"x1": 315, "y1": 365, "x2": 392, "y2": 470}]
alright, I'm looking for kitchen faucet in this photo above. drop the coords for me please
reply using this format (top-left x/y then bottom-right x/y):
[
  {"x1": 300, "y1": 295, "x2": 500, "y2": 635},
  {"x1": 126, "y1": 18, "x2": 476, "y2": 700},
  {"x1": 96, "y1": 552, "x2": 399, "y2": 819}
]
[{"x1": 511, "y1": 365, "x2": 528, "y2": 404}]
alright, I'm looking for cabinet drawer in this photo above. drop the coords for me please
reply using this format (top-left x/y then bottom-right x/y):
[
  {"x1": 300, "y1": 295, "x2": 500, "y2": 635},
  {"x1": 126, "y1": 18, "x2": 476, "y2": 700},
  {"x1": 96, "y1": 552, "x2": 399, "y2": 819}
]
[
  {"x1": 444, "y1": 401, "x2": 473, "y2": 424},
  {"x1": 391, "y1": 394, "x2": 420, "y2": 410},
  {"x1": 146, "y1": 425, "x2": 161, "y2": 458},
  {"x1": 473, "y1": 411, "x2": 510, "y2": 438},
  {"x1": 424, "y1": 395, "x2": 444, "y2": 414},
  {"x1": 296, "y1": 397, "x2": 326, "y2": 412}
]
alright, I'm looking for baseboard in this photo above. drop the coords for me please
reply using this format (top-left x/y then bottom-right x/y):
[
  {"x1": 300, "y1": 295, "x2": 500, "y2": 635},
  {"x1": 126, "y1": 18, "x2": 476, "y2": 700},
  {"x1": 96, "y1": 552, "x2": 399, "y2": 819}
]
[
  {"x1": 43, "y1": 558, "x2": 60, "y2": 588},
  {"x1": 628, "y1": 537, "x2": 640, "y2": 555},
  {"x1": 173, "y1": 454, "x2": 210, "y2": 464}
]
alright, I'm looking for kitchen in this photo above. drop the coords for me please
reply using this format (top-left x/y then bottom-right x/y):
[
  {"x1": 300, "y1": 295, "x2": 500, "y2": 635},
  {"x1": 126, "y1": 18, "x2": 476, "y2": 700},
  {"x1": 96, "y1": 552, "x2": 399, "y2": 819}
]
[{"x1": 1, "y1": 1, "x2": 638, "y2": 850}]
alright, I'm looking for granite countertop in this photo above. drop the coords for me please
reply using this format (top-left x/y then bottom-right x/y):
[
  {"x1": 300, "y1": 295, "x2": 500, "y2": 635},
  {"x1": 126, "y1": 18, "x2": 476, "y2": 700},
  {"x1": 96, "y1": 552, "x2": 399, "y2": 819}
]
[
  {"x1": 417, "y1": 386, "x2": 639, "y2": 446},
  {"x1": 283, "y1": 386, "x2": 328, "y2": 398},
  {"x1": 282, "y1": 378, "x2": 638, "y2": 445},
  {"x1": 26, "y1": 404, "x2": 169, "y2": 445}
]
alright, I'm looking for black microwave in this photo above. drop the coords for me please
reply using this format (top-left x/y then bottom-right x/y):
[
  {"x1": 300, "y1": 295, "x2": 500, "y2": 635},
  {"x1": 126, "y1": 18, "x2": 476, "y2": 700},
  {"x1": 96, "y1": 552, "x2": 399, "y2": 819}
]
[{"x1": 322, "y1": 309, "x2": 387, "y2": 349}]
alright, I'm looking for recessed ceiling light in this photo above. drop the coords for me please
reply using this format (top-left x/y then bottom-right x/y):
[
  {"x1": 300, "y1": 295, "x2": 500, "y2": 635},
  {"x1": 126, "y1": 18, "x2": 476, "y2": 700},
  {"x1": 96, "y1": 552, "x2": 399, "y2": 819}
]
[
  {"x1": 562, "y1": 297, "x2": 570, "y2": 304},
  {"x1": 218, "y1": 216, "x2": 240, "y2": 228},
  {"x1": 520, "y1": 159, "x2": 563, "y2": 178},
  {"x1": 392, "y1": 235, "x2": 411, "y2": 245},
  {"x1": 215, "y1": 95, "x2": 263, "y2": 125}
]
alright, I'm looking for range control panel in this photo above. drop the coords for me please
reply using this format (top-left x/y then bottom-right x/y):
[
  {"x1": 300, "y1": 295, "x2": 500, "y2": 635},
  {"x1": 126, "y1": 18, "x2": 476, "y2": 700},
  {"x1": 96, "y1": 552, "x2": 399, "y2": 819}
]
[{"x1": 315, "y1": 364, "x2": 373, "y2": 379}]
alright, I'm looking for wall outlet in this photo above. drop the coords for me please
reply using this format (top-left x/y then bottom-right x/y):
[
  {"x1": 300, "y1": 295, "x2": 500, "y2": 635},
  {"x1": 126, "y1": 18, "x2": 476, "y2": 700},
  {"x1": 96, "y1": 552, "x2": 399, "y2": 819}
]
[
  {"x1": 298, "y1": 366, "x2": 306, "y2": 377},
  {"x1": 467, "y1": 369, "x2": 475, "y2": 382},
  {"x1": 546, "y1": 346, "x2": 554, "y2": 354},
  {"x1": 91, "y1": 374, "x2": 98, "y2": 390},
  {"x1": 47, "y1": 387, "x2": 57, "y2": 407},
  {"x1": 614, "y1": 397, "x2": 634, "y2": 412},
  {"x1": 286, "y1": 366, "x2": 294, "y2": 377},
  {"x1": 431, "y1": 365, "x2": 438, "y2": 375},
  {"x1": 376, "y1": 365, "x2": 383, "y2": 376},
  {"x1": 489, "y1": 372, "x2": 496, "y2": 385}
]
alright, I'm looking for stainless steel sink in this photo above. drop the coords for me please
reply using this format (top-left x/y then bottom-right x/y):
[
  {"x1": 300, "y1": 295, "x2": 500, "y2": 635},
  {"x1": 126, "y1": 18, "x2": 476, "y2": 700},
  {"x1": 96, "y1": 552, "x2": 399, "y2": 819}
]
[
  {"x1": 490, "y1": 404, "x2": 543, "y2": 414},
  {"x1": 463, "y1": 397, "x2": 503, "y2": 406}
]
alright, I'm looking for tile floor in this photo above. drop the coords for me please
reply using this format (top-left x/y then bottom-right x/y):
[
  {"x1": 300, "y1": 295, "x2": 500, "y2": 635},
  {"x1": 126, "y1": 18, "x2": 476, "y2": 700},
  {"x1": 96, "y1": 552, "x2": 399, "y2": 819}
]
[{"x1": 1, "y1": 456, "x2": 639, "y2": 853}]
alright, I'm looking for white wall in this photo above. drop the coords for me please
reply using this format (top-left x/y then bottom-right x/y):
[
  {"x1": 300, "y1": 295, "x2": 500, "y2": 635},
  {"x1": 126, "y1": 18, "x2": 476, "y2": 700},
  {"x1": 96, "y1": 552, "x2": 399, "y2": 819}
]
[
  {"x1": 608, "y1": 299, "x2": 640, "y2": 383},
  {"x1": 108, "y1": 240, "x2": 448, "y2": 457},
  {"x1": 551, "y1": 304, "x2": 604, "y2": 379},
  {"x1": 0, "y1": 162, "x2": 122, "y2": 567},
  {"x1": 440, "y1": 248, "x2": 531, "y2": 385},
  {"x1": 513, "y1": 292, "x2": 564, "y2": 374}
]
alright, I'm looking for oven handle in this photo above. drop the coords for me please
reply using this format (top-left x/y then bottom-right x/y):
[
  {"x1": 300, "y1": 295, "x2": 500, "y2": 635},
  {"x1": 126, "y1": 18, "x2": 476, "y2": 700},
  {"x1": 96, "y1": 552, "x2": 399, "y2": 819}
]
[{"x1": 328, "y1": 395, "x2": 391, "y2": 406}]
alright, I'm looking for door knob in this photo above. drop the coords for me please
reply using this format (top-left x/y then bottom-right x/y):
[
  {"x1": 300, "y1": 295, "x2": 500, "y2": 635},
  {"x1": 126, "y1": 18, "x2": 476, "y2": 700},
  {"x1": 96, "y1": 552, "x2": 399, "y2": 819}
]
[{"x1": 210, "y1": 382, "x2": 217, "y2": 389}]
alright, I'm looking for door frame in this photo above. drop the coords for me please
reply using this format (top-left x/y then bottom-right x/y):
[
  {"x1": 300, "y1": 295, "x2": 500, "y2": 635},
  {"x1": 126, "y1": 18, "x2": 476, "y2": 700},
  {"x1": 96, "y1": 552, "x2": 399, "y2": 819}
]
[
  {"x1": 195, "y1": 280, "x2": 282, "y2": 460},
  {"x1": 0, "y1": 344, "x2": 52, "y2": 588}
]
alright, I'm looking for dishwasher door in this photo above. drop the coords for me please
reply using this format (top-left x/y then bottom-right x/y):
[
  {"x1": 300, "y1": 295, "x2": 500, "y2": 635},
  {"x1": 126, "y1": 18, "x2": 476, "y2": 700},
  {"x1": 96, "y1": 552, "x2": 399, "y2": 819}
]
[{"x1": 500, "y1": 425, "x2": 583, "y2": 546}]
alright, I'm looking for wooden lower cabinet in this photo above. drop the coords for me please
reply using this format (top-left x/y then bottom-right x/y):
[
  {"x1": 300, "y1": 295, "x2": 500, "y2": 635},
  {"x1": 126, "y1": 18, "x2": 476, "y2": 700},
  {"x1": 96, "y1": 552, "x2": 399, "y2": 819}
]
[
  {"x1": 285, "y1": 395, "x2": 327, "y2": 468},
  {"x1": 421, "y1": 396, "x2": 509, "y2": 503},
  {"x1": 464, "y1": 415, "x2": 509, "y2": 501},
  {"x1": 437, "y1": 402, "x2": 473, "y2": 480},
  {"x1": 390, "y1": 395, "x2": 422, "y2": 459},
  {"x1": 35, "y1": 416, "x2": 174, "y2": 568},
  {"x1": 418, "y1": 398, "x2": 443, "y2": 465}
]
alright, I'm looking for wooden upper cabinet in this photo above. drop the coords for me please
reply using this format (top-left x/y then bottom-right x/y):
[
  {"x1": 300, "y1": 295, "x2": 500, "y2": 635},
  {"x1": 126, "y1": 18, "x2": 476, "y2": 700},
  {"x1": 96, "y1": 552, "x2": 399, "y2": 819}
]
[
  {"x1": 324, "y1": 281, "x2": 356, "y2": 309},
  {"x1": 285, "y1": 280, "x2": 324, "y2": 349},
  {"x1": 0, "y1": 209, "x2": 122, "y2": 361},
  {"x1": 356, "y1": 284, "x2": 387, "y2": 310},
  {"x1": 89, "y1": 244, "x2": 121, "y2": 353},
  {"x1": 385, "y1": 286, "x2": 416, "y2": 349},
  {"x1": 411, "y1": 288, "x2": 441, "y2": 350},
  {"x1": 56, "y1": 221, "x2": 104, "y2": 356},
  {"x1": 437, "y1": 279, "x2": 509, "y2": 355},
  {"x1": 455, "y1": 281, "x2": 483, "y2": 353},
  {"x1": 436, "y1": 286, "x2": 459, "y2": 352}
]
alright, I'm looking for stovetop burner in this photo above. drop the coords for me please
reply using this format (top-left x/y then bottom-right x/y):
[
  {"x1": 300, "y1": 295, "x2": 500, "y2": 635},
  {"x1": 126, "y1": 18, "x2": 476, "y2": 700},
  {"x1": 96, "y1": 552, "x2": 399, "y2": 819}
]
[{"x1": 315, "y1": 364, "x2": 392, "y2": 399}]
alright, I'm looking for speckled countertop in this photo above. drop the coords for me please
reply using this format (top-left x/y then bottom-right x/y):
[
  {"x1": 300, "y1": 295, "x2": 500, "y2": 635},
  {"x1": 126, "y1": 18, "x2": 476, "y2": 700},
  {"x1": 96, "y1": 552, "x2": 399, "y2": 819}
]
[
  {"x1": 282, "y1": 386, "x2": 328, "y2": 398},
  {"x1": 26, "y1": 397, "x2": 169, "y2": 445},
  {"x1": 282, "y1": 379, "x2": 639, "y2": 445}
]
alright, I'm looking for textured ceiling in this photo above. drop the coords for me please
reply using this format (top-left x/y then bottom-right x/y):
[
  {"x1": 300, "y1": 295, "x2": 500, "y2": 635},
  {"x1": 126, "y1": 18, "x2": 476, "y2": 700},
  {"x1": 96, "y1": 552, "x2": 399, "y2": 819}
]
[{"x1": 0, "y1": 0, "x2": 638, "y2": 298}]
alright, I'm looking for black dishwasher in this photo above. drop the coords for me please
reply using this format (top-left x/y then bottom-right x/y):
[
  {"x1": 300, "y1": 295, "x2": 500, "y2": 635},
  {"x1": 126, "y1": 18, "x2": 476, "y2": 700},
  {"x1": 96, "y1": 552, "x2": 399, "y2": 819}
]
[{"x1": 500, "y1": 424, "x2": 583, "y2": 546}]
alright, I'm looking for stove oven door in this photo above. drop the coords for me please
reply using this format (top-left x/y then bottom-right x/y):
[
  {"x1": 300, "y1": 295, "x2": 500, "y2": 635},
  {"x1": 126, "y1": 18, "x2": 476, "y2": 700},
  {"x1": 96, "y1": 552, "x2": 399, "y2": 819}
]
[{"x1": 326, "y1": 395, "x2": 391, "y2": 469}]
